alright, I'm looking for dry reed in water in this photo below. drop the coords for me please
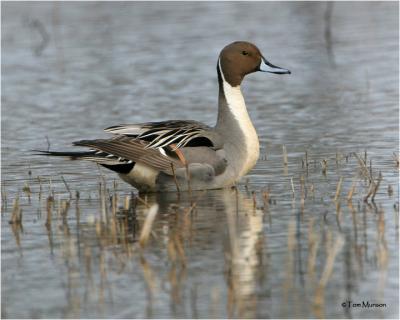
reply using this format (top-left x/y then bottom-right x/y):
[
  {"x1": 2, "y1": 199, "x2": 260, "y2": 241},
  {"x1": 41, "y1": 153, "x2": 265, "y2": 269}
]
[
  {"x1": 282, "y1": 145, "x2": 288, "y2": 166},
  {"x1": 245, "y1": 178, "x2": 250, "y2": 192},
  {"x1": 334, "y1": 177, "x2": 343, "y2": 202},
  {"x1": 262, "y1": 189, "x2": 270, "y2": 208},
  {"x1": 124, "y1": 194, "x2": 130, "y2": 210},
  {"x1": 22, "y1": 182, "x2": 31, "y2": 202},
  {"x1": 393, "y1": 152, "x2": 399, "y2": 168},
  {"x1": 170, "y1": 163, "x2": 181, "y2": 193},
  {"x1": 99, "y1": 182, "x2": 108, "y2": 223},
  {"x1": 1, "y1": 182, "x2": 7, "y2": 209},
  {"x1": 335, "y1": 200, "x2": 342, "y2": 227},
  {"x1": 46, "y1": 195, "x2": 53, "y2": 229},
  {"x1": 184, "y1": 201, "x2": 197, "y2": 216},
  {"x1": 9, "y1": 195, "x2": 22, "y2": 225},
  {"x1": 335, "y1": 151, "x2": 341, "y2": 166},
  {"x1": 347, "y1": 181, "x2": 356, "y2": 201},
  {"x1": 309, "y1": 183, "x2": 315, "y2": 199},
  {"x1": 300, "y1": 175, "x2": 305, "y2": 211},
  {"x1": 290, "y1": 177, "x2": 295, "y2": 198},
  {"x1": 387, "y1": 185, "x2": 393, "y2": 196},
  {"x1": 139, "y1": 204, "x2": 159, "y2": 247},
  {"x1": 305, "y1": 150, "x2": 309, "y2": 167},
  {"x1": 37, "y1": 176, "x2": 43, "y2": 195},
  {"x1": 321, "y1": 159, "x2": 328, "y2": 176},
  {"x1": 371, "y1": 171, "x2": 382, "y2": 202},
  {"x1": 132, "y1": 194, "x2": 150, "y2": 208},
  {"x1": 354, "y1": 152, "x2": 375, "y2": 185},
  {"x1": 185, "y1": 163, "x2": 192, "y2": 195},
  {"x1": 61, "y1": 176, "x2": 73, "y2": 199},
  {"x1": 363, "y1": 171, "x2": 382, "y2": 202}
]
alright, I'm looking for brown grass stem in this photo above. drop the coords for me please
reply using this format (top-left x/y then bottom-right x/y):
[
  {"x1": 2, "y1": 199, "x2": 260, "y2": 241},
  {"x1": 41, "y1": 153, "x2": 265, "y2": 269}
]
[
  {"x1": 185, "y1": 163, "x2": 192, "y2": 195},
  {"x1": 354, "y1": 153, "x2": 375, "y2": 186},
  {"x1": 136, "y1": 195, "x2": 150, "y2": 208},
  {"x1": 9, "y1": 195, "x2": 22, "y2": 225},
  {"x1": 347, "y1": 181, "x2": 356, "y2": 201},
  {"x1": 184, "y1": 201, "x2": 197, "y2": 216},
  {"x1": 371, "y1": 171, "x2": 383, "y2": 202},
  {"x1": 334, "y1": 177, "x2": 343, "y2": 202},
  {"x1": 170, "y1": 163, "x2": 181, "y2": 193}
]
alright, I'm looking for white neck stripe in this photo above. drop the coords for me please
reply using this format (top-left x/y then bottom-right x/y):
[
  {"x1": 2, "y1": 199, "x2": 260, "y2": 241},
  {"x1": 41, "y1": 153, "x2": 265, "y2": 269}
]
[{"x1": 218, "y1": 58, "x2": 225, "y2": 82}]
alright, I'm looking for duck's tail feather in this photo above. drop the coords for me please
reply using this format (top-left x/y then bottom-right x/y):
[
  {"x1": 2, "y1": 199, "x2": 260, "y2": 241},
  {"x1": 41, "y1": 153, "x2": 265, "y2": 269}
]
[
  {"x1": 32, "y1": 149, "x2": 97, "y2": 159},
  {"x1": 33, "y1": 149, "x2": 136, "y2": 174},
  {"x1": 32, "y1": 148, "x2": 125, "y2": 164}
]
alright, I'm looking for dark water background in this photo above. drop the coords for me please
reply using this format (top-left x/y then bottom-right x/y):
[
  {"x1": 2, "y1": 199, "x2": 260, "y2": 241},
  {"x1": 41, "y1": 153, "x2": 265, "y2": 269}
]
[{"x1": 1, "y1": 2, "x2": 399, "y2": 318}]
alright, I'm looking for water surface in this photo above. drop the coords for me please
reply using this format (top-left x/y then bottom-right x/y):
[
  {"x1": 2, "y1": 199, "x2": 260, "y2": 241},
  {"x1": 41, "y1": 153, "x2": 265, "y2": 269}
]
[{"x1": 1, "y1": 2, "x2": 399, "y2": 318}]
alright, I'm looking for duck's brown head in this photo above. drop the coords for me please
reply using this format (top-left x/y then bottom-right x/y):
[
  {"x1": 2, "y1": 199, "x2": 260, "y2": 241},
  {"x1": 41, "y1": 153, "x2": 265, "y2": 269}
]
[{"x1": 218, "y1": 41, "x2": 290, "y2": 87}]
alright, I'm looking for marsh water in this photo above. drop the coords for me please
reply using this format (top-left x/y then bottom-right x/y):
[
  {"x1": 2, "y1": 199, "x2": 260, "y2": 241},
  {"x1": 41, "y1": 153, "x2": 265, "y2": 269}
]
[{"x1": 1, "y1": 2, "x2": 399, "y2": 319}]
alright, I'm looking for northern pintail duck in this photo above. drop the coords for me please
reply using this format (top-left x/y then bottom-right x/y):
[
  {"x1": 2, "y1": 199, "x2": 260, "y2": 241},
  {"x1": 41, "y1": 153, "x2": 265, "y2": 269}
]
[{"x1": 39, "y1": 41, "x2": 290, "y2": 192}]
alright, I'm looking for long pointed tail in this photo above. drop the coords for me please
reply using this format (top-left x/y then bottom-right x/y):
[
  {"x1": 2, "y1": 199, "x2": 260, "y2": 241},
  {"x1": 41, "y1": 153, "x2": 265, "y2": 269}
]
[
  {"x1": 32, "y1": 149, "x2": 123, "y2": 164},
  {"x1": 33, "y1": 149, "x2": 136, "y2": 174},
  {"x1": 32, "y1": 149, "x2": 98, "y2": 160}
]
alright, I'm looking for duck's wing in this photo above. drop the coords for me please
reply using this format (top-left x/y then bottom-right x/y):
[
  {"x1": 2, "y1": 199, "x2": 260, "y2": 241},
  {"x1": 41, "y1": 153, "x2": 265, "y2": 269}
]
[
  {"x1": 71, "y1": 136, "x2": 183, "y2": 174},
  {"x1": 37, "y1": 121, "x2": 226, "y2": 178},
  {"x1": 104, "y1": 120, "x2": 223, "y2": 150}
]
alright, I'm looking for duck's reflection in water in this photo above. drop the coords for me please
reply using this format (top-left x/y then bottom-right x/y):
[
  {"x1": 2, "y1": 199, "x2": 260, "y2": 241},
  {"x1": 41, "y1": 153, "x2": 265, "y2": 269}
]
[
  {"x1": 220, "y1": 189, "x2": 265, "y2": 318},
  {"x1": 156, "y1": 188, "x2": 266, "y2": 318},
  {"x1": 46, "y1": 187, "x2": 266, "y2": 318}
]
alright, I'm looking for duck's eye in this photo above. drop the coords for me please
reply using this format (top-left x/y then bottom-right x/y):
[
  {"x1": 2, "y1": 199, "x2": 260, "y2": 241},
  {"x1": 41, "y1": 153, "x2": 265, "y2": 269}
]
[{"x1": 242, "y1": 51, "x2": 249, "y2": 56}]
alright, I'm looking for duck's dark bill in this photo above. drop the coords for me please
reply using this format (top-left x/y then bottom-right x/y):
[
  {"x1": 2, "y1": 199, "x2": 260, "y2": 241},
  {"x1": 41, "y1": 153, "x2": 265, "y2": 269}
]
[{"x1": 259, "y1": 57, "x2": 291, "y2": 74}]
